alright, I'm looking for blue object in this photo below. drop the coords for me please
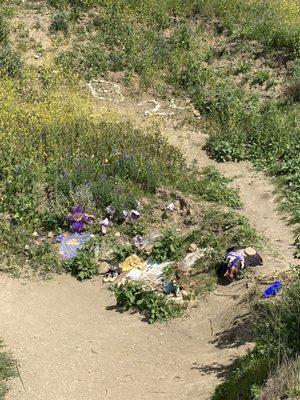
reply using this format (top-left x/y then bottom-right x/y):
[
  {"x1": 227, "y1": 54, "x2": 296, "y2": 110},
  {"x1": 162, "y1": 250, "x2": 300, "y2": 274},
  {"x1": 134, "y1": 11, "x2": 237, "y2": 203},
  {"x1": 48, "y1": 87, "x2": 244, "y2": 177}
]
[
  {"x1": 264, "y1": 281, "x2": 282, "y2": 297},
  {"x1": 163, "y1": 282, "x2": 177, "y2": 295},
  {"x1": 56, "y1": 232, "x2": 91, "y2": 260}
]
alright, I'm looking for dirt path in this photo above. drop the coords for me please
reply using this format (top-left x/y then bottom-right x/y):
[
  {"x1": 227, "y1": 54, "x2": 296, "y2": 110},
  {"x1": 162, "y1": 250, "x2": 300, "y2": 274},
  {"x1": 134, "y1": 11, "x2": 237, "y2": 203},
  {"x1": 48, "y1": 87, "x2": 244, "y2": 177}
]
[{"x1": 1, "y1": 88, "x2": 296, "y2": 400}]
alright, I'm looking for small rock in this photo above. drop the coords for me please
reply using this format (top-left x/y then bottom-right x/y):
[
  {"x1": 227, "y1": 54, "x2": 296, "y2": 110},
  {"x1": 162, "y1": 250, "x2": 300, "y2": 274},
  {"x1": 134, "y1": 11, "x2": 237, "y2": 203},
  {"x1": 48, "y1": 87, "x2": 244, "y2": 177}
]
[
  {"x1": 97, "y1": 262, "x2": 111, "y2": 275},
  {"x1": 48, "y1": 231, "x2": 54, "y2": 239},
  {"x1": 181, "y1": 290, "x2": 191, "y2": 300},
  {"x1": 32, "y1": 231, "x2": 39, "y2": 238},
  {"x1": 188, "y1": 243, "x2": 198, "y2": 252},
  {"x1": 24, "y1": 244, "x2": 30, "y2": 250},
  {"x1": 34, "y1": 54, "x2": 40, "y2": 59},
  {"x1": 114, "y1": 232, "x2": 121, "y2": 237},
  {"x1": 166, "y1": 202, "x2": 175, "y2": 212}
]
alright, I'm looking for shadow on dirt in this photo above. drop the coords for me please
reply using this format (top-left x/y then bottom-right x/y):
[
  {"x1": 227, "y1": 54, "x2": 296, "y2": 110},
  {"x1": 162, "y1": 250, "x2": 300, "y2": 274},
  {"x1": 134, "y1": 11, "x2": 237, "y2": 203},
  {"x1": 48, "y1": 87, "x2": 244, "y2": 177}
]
[
  {"x1": 211, "y1": 313, "x2": 253, "y2": 349},
  {"x1": 191, "y1": 357, "x2": 239, "y2": 378}
]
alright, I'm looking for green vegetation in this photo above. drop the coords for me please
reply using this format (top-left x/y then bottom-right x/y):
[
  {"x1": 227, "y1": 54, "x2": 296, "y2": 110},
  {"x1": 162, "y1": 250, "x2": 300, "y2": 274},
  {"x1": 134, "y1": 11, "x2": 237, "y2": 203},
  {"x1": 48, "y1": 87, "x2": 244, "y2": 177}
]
[
  {"x1": 0, "y1": 342, "x2": 15, "y2": 399},
  {"x1": 259, "y1": 356, "x2": 300, "y2": 400},
  {"x1": 0, "y1": 69, "x2": 244, "y2": 274},
  {"x1": 199, "y1": 0, "x2": 300, "y2": 54},
  {"x1": 110, "y1": 280, "x2": 182, "y2": 324},
  {"x1": 212, "y1": 272, "x2": 300, "y2": 400},
  {"x1": 66, "y1": 249, "x2": 98, "y2": 280},
  {"x1": 45, "y1": 0, "x2": 299, "y2": 258},
  {"x1": 151, "y1": 228, "x2": 184, "y2": 262},
  {"x1": 1, "y1": 0, "x2": 300, "y2": 396}
]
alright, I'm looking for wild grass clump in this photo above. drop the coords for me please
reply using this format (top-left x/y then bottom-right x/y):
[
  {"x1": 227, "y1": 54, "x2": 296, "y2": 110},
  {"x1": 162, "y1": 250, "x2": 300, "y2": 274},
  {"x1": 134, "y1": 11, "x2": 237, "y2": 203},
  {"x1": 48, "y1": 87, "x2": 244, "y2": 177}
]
[
  {"x1": 259, "y1": 356, "x2": 300, "y2": 400},
  {"x1": 212, "y1": 274, "x2": 300, "y2": 400},
  {"x1": 0, "y1": 14, "x2": 9, "y2": 43},
  {"x1": 204, "y1": 91, "x2": 300, "y2": 229},
  {"x1": 0, "y1": 342, "x2": 15, "y2": 400},
  {"x1": 49, "y1": 11, "x2": 69, "y2": 34},
  {"x1": 199, "y1": 0, "x2": 300, "y2": 54}
]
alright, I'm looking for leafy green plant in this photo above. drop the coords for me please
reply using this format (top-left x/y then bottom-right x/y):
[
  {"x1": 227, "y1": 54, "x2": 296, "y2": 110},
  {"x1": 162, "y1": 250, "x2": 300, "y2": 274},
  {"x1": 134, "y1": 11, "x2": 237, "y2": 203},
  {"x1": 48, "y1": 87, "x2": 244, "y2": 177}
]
[
  {"x1": 67, "y1": 249, "x2": 98, "y2": 280},
  {"x1": 0, "y1": 45, "x2": 22, "y2": 77},
  {"x1": 253, "y1": 70, "x2": 270, "y2": 85},
  {"x1": 0, "y1": 15, "x2": 9, "y2": 43},
  {"x1": 212, "y1": 276, "x2": 300, "y2": 399},
  {"x1": 111, "y1": 244, "x2": 133, "y2": 265},
  {"x1": 49, "y1": 11, "x2": 69, "y2": 34},
  {"x1": 151, "y1": 228, "x2": 184, "y2": 262},
  {"x1": 122, "y1": 221, "x2": 146, "y2": 238},
  {"x1": 110, "y1": 281, "x2": 182, "y2": 323}
]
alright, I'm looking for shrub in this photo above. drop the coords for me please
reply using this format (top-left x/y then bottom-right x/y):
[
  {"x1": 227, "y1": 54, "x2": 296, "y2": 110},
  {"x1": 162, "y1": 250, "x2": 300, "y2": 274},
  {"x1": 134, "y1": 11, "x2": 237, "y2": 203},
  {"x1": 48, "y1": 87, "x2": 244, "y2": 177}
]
[
  {"x1": 66, "y1": 249, "x2": 98, "y2": 280},
  {"x1": 110, "y1": 281, "x2": 182, "y2": 323},
  {"x1": 49, "y1": 12, "x2": 69, "y2": 34},
  {"x1": 0, "y1": 15, "x2": 9, "y2": 43},
  {"x1": 212, "y1": 275, "x2": 300, "y2": 399},
  {"x1": 151, "y1": 228, "x2": 184, "y2": 262},
  {"x1": 111, "y1": 244, "x2": 133, "y2": 265},
  {"x1": 0, "y1": 45, "x2": 22, "y2": 77}
]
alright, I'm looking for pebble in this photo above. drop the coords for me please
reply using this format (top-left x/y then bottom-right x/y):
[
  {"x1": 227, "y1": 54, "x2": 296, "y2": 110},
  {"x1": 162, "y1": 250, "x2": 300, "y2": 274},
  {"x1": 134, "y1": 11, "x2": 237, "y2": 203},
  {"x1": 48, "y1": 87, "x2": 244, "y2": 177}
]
[{"x1": 189, "y1": 243, "x2": 198, "y2": 252}]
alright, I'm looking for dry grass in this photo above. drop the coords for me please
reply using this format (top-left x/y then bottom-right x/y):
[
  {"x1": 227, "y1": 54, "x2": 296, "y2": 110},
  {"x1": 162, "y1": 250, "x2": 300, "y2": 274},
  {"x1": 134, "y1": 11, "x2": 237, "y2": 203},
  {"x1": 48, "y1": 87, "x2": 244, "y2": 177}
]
[{"x1": 259, "y1": 357, "x2": 300, "y2": 400}]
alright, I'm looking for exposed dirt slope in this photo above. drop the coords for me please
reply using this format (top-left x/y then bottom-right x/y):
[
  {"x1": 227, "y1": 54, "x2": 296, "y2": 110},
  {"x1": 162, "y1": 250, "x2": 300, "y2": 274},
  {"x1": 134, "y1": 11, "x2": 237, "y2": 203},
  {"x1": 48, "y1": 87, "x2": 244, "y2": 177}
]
[{"x1": 1, "y1": 85, "x2": 296, "y2": 400}]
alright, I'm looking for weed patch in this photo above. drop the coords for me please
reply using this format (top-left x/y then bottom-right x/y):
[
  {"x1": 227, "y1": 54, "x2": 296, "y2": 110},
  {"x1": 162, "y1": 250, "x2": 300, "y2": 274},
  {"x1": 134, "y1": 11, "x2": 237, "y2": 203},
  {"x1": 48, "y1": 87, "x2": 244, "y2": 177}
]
[
  {"x1": 0, "y1": 341, "x2": 16, "y2": 400},
  {"x1": 110, "y1": 281, "x2": 182, "y2": 324},
  {"x1": 212, "y1": 274, "x2": 300, "y2": 400}
]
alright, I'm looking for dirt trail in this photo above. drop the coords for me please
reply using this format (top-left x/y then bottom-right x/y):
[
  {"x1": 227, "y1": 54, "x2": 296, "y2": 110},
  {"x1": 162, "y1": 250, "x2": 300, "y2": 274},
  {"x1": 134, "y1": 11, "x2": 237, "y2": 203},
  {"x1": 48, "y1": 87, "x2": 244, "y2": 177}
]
[{"x1": 1, "y1": 88, "x2": 296, "y2": 400}]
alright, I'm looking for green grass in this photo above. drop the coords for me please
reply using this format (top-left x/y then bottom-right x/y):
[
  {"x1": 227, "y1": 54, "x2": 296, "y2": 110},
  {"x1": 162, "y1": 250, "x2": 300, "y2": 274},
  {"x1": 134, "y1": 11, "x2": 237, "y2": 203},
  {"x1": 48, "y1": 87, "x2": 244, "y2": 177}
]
[
  {"x1": 0, "y1": 68, "x2": 244, "y2": 274},
  {"x1": 212, "y1": 272, "x2": 300, "y2": 400},
  {"x1": 47, "y1": 1, "x2": 300, "y2": 257},
  {"x1": 199, "y1": 0, "x2": 300, "y2": 54},
  {"x1": 110, "y1": 280, "x2": 182, "y2": 324},
  {"x1": 0, "y1": 342, "x2": 15, "y2": 400}
]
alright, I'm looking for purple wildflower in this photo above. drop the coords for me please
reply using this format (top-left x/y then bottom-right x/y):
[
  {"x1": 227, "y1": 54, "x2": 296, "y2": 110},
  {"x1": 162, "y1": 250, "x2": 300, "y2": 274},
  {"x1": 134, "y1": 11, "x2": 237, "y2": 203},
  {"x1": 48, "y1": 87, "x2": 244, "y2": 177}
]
[
  {"x1": 67, "y1": 214, "x2": 76, "y2": 223},
  {"x1": 72, "y1": 206, "x2": 83, "y2": 214},
  {"x1": 117, "y1": 186, "x2": 123, "y2": 194},
  {"x1": 82, "y1": 213, "x2": 95, "y2": 223},
  {"x1": 121, "y1": 151, "x2": 128, "y2": 160},
  {"x1": 71, "y1": 220, "x2": 84, "y2": 233},
  {"x1": 61, "y1": 168, "x2": 68, "y2": 178}
]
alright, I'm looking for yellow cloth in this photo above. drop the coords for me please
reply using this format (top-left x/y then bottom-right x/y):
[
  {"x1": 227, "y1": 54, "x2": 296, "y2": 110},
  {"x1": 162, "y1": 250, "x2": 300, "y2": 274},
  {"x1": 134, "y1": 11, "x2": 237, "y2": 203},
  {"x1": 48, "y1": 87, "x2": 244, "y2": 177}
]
[{"x1": 121, "y1": 254, "x2": 147, "y2": 272}]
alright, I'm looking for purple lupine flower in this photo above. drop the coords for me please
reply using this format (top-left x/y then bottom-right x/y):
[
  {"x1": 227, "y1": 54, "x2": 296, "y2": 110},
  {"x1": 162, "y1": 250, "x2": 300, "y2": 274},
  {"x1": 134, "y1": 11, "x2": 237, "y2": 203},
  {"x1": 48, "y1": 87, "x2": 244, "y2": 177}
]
[
  {"x1": 117, "y1": 186, "x2": 123, "y2": 194},
  {"x1": 72, "y1": 206, "x2": 83, "y2": 214},
  {"x1": 71, "y1": 220, "x2": 84, "y2": 233},
  {"x1": 67, "y1": 214, "x2": 76, "y2": 223},
  {"x1": 82, "y1": 213, "x2": 95, "y2": 223},
  {"x1": 121, "y1": 151, "x2": 128, "y2": 160}
]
